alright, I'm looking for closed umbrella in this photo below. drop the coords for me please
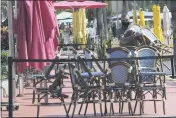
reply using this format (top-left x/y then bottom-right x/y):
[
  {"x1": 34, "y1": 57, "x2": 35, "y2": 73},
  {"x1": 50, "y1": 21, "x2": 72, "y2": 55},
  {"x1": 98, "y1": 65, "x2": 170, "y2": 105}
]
[
  {"x1": 73, "y1": 10, "x2": 77, "y2": 43},
  {"x1": 152, "y1": 5, "x2": 163, "y2": 42},
  {"x1": 16, "y1": 1, "x2": 59, "y2": 73},
  {"x1": 152, "y1": 5, "x2": 157, "y2": 35},
  {"x1": 132, "y1": 9, "x2": 138, "y2": 24},
  {"x1": 81, "y1": 8, "x2": 87, "y2": 49},
  {"x1": 139, "y1": 8, "x2": 145, "y2": 27},
  {"x1": 77, "y1": 9, "x2": 83, "y2": 42},
  {"x1": 156, "y1": 5, "x2": 163, "y2": 42},
  {"x1": 163, "y1": 5, "x2": 172, "y2": 39}
]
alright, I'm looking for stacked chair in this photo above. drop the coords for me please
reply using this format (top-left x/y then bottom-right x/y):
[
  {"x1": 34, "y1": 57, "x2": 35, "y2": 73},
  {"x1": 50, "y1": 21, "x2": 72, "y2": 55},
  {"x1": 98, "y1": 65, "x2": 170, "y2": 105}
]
[
  {"x1": 67, "y1": 48, "x2": 107, "y2": 117},
  {"x1": 68, "y1": 62, "x2": 104, "y2": 117},
  {"x1": 106, "y1": 47, "x2": 134, "y2": 115},
  {"x1": 133, "y1": 45, "x2": 166, "y2": 115}
]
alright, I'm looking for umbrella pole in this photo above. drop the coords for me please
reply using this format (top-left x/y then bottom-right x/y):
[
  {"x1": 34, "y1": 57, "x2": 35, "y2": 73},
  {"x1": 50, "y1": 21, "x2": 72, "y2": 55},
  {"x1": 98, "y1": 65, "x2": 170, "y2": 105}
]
[{"x1": 7, "y1": 1, "x2": 19, "y2": 117}]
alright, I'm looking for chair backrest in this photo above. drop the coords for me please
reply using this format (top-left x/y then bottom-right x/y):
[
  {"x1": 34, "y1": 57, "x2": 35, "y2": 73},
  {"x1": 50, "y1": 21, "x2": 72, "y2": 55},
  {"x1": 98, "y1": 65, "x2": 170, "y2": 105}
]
[
  {"x1": 68, "y1": 63, "x2": 78, "y2": 85},
  {"x1": 70, "y1": 47, "x2": 80, "y2": 70},
  {"x1": 44, "y1": 55, "x2": 59, "y2": 78},
  {"x1": 68, "y1": 63, "x2": 89, "y2": 89},
  {"x1": 109, "y1": 62, "x2": 132, "y2": 84},
  {"x1": 83, "y1": 48, "x2": 93, "y2": 69},
  {"x1": 135, "y1": 46, "x2": 158, "y2": 70},
  {"x1": 135, "y1": 46, "x2": 159, "y2": 83},
  {"x1": 107, "y1": 47, "x2": 131, "y2": 65}
]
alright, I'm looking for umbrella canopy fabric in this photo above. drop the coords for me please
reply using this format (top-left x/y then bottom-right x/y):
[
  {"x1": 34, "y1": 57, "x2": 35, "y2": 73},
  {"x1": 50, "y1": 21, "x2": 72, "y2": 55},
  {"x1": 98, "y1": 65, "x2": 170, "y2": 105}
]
[
  {"x1": 15, "y1": 1, "x2": 59, "y2": 73},
  {"x1": 163, "y1": 5, "x2": 172, "y2": 37},
  {"x1": 57, "y1": 11, "x2": 72, "y2": 20},
  {"x1": 53, "y1": 0, "x2": 107, "y2": 9}
]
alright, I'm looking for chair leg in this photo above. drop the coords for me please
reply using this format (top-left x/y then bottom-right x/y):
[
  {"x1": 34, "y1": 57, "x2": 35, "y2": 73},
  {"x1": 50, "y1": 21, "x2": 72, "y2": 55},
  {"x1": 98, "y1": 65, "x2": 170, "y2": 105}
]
[
  {"x1": 103, "y1": 92, "x2": 107, "y2": 115},
  {"x1": 93, "y1": 92, "x2": 96, "y2": 116},
  {"x1": 163, "y1": 98, "x2": 165, "y2": 114},
  {"x1": 61, "y1": 97, "x2": 69, "y2": 118},
  {"x1": 133, "y1": 89, "x2": 139, "y2": 114},
  {"x1": 128, "y1": 101, "x2": 131, "y2": 114},
  {"x1": 129, "y1": 102, "x2": 133, "y2": 115},
  {"x1": 109, "y1": 91, "x2": 113, "y2": 116},
  {"x1": 154, "y1": 100, "x2": 157, "y2": 113},
  {"x1": 68, "y1": 93, "x2": 75, "y2": 114},
  {"x1": 78, "y1": 98, "x2": 84, "y2": 115},
  {"x1": 121, "y1": 101, "x2": 124, "y2": 114},
  {"x1": 140, "y1": 100, "x2": 142, "y2": 115},
  {"x1": 142, "y1": 100, "x2": 144, "y2": 113},
  {"x1": 78, "y1": 93, "x2": 88, "y2": 115},
  {"x1": 134, "y1": 99, "x2": 138, "y2": 113},
  {"x1": 84, "y1": 96, "x2": 90, "y2": 116},
  {"x1": 32, "y1": 80, "x2": 36, "y2": 104},
  {"x1": 164, "y1": 87, "x2": 167, "y2": 100},
  {"x1": 112, "y1": 103, "x2": 115, "y2": 114},
  {"x1": 119, "y1": 101, "x2": 121, "y2": 113},
  {"x1": 37, "y1": 94, "x2": 40, "y2": 118},
  {"x1": 72, "y1": 94, "x2": 78, "y2": 118},
  {"x1": 99, "y1": 94, "x2": 103, "y2": 116}
]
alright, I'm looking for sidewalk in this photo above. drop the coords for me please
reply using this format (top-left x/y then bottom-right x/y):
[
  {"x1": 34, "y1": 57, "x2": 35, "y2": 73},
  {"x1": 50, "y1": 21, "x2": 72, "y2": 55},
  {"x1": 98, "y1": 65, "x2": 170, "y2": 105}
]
[{"x1": 1, "y1": 78, "x2": 176, "y2": 117}]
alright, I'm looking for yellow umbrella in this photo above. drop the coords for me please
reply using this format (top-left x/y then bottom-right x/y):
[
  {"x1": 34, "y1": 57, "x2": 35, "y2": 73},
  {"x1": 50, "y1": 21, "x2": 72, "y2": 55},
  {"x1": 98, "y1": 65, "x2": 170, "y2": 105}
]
[
  {"x1": 73, "y1": 10, "x2": 77, "y2": 43},
  {"x1": 77, "y1": 9, "x2": 83, "y2": 45},
  {"x1": 132, "y1": 9, "x2": 138, "y2": 24},
  {"x1": 139, "y1": 8, "x2": 145, "y2": 27},
  {"x1": 156, "y1": 5, "x2": 164, "y2": 42},
  {"x1": 153, "y1": 5, "x2": 163, "y2": 42},
  {"x1": 81, "y1": 8, "x2": 87, "y2": 49},
  {"x1": 152, "y1": 5, "x2": 157, "y2": 34}
]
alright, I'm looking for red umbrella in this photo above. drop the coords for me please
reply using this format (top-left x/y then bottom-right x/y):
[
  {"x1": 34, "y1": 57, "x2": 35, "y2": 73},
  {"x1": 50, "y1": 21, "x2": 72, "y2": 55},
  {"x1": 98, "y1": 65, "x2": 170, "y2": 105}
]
[
  {"x1": 15, "y1": 1, "x2": 59, "y2": 73},
  {"x1": 53, "y1": 0, "x2": 107, "y2": 9}
]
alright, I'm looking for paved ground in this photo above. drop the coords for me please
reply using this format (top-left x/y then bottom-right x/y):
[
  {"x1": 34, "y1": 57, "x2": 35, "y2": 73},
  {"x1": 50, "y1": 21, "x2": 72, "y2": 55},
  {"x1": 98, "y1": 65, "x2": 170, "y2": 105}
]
[{"x1": 1, "y1": 76, "x2": 176, "y2": 118}]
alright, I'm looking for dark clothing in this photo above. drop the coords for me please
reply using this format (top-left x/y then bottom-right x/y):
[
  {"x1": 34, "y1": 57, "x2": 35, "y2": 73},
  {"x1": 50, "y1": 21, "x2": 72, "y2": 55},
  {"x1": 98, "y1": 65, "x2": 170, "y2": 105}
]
[
  {"x1": 116, "y1": 26, "x2": 128, "y2": 39},
  {"x1": 112, "y1": 25, "x2": 116, "y2": 38}
]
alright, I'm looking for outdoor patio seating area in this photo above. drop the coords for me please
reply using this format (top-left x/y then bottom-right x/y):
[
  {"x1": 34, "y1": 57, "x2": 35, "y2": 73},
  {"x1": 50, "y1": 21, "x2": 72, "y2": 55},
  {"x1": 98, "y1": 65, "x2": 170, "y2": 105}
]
[
  {"x1": 1, "y1": 1, "x2": 176, "y2": 118},
  {"x1": 2, "y1": 46, "x2": 176, "y2": 117}
]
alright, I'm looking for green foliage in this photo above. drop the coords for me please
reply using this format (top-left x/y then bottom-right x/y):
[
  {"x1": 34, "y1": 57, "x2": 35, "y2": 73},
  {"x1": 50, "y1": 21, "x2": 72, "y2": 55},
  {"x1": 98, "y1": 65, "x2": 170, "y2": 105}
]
[
  {"x1": 96, "y1": 37, "x2": 112, "y2": 59},
  {"x1": 1, "y1": 51, "x2": 8, "y2": 79},
  {"x1": 1, "y1": 26, "x2": 9, "y2": 50},
  {"x1": 1, "y1": 51, "x2": 8, "y2": 65}
]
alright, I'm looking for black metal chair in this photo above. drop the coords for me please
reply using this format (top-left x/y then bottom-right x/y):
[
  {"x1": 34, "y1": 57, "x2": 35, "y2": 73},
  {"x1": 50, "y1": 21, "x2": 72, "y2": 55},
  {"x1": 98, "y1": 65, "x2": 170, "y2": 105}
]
[
  {"x1": 134, "y1": 45, "x2": 166, "y2": 115},
  {"x1": 106, "y1": 61, "x2": 134, "y2": 116},
  {"x1": 36, "y1": 64, "x2": 69, "y2": 117},
  {"x1": 68, "y1": 63, "x2": 103, "y2": 117}
]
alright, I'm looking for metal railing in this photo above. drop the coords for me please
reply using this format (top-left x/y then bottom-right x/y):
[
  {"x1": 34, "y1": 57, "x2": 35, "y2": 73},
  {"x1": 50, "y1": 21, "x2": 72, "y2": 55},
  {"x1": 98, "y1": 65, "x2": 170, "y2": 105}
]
[{"x1": 7, "y1": 55, "x2": 175, "y2": 117}]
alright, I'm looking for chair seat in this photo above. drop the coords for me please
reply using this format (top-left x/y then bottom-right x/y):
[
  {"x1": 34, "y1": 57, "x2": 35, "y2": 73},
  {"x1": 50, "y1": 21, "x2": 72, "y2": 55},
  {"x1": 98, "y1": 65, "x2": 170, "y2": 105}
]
[
  {"x1": 139, "y1": 71, "x2": 166, "y2": 75},
  {"x1": 81, "y1": 71, "x2": 105, "y2": 77}
]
